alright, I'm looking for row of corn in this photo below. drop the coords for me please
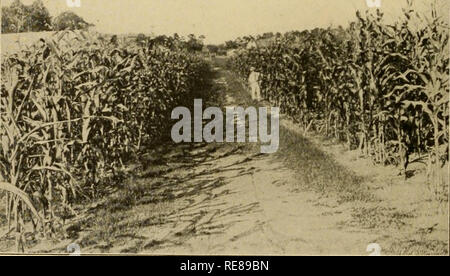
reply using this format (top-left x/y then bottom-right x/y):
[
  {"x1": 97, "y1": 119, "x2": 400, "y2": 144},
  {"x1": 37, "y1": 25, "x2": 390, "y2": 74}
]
[
  {"x1": 0, "y1": 30, "x2": 209, "y2": 251},
  {"x1": 230, "y1": 6, "x2": 448, "y2": 199}
]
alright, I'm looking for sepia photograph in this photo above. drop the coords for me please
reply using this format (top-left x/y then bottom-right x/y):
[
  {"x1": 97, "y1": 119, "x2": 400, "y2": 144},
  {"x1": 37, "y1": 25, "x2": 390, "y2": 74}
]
[{"x1": 0, "y1": 0, "x2": 449, "y2": 259}]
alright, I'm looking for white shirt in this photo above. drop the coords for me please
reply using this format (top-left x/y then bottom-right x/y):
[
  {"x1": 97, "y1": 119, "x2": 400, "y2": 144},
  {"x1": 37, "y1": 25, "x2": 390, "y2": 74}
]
[{"x1": 248, "y1": 71, "x2": 261, "y2": 84}]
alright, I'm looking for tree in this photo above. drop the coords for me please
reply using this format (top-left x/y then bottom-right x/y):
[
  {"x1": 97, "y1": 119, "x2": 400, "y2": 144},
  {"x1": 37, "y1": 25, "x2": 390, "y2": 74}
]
[
  {"x1": 1, "y1": 0, "x2": 51, "y2": 33},
  {"x1": 225, "y1": 40, "x2": 238, "y2": 50},
  {"x1": 136, "y1": 33, "x2": 147, "y2": 46},
  {"x1": 2, "y1": 0, "x2": 27, "y2": 33},
  {"x1": 206, "y1": 44, "x2": 219, "y2": 54},
  {"x1": 185, "y1": 34, "x2": 203, "y2": 52},
  {"x1": 27, "y1": 0, "x2": 52, "y2": 32},
  {"x1": 53, "y1": 11, "x2": 92, "y2": 31},
  {"x1": 2, "y1": 7, "x2": 14, "y2": 33},
  {"x1": 261, "y1": 32, "x2": 274, "y2": 39}
]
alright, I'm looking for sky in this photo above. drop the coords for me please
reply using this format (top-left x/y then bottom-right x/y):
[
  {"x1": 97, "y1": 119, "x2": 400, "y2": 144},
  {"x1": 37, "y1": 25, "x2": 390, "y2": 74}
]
[{"x1": 2, "y1": 0, "x2": 449, "y2": 44}]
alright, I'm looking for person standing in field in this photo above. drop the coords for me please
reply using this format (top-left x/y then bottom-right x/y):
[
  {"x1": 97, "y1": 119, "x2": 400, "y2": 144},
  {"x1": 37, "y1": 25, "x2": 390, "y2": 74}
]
[{"x1": 248, "y1": 66, "x2": 262, "y2": 101}]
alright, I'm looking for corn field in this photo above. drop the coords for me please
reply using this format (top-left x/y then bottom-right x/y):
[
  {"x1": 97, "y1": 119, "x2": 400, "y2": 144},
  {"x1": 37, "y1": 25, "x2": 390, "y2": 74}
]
[
  {"x1": 230, "y1": 5, "x2": 448, "y2": 200},
  {"x1": 0, "y1": 30, "x2": 209, "y2": 251}
]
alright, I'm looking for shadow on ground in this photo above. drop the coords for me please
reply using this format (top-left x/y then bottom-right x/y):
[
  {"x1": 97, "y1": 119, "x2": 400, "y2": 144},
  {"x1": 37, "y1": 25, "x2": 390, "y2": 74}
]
[{"x1": 33, "y1": 134, "x2": 261, "y2": 253}]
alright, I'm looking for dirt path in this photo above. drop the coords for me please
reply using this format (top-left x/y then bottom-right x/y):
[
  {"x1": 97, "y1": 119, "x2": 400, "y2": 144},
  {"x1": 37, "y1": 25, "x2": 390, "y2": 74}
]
[
  {"x1": 109, "y1": 65, "x2": 378, "y2": 255},
  {"x1": 141, "y1": 146, "x2": 376, "y2": 255}
]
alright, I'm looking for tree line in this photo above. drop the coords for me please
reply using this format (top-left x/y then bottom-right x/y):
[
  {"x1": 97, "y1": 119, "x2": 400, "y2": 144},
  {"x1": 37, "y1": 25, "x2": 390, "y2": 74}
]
[{"x1": 1, "y1": 0, "x2": 92, "y2": 34}]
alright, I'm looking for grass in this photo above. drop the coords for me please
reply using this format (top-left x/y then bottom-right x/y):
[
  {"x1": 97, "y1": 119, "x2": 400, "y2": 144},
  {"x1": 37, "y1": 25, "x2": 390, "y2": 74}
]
[
  {"x1": 344, "y1": 206, "x2": 415, "y2": 229},
  {"x1": 75, "y1": 197, "x2": 174, "y2": 252},
  {"x1": 383, "y1": 238, "x2": 449, "y2": 255},
  {"x1": 275, "y1": 128, "x2": 373, "y2": 203}
]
